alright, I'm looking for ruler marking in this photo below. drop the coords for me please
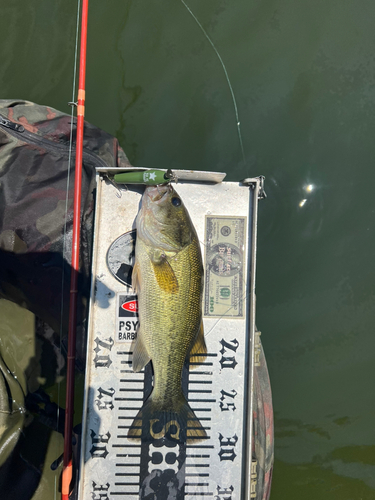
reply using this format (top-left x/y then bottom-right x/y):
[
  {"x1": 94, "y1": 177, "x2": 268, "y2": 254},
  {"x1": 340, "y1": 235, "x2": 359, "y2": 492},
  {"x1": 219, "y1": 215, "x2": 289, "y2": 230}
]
[
  {"x1": 189, "y1": 371, "x2": 213, "y2": 375},
  {"x1": 185, "y1": 491, "x2": 214, "y2": 497},
  {"x1": 117, "y1": 414, "x2": 140, "y2": 419},
  {"x1": 121, "y1": 369, "x2": 144, "y2": 374},
  {"x1": 190, "y1": 408, "x2": 212, "y2": 412},
  {"x1": 115, "y1": 397, "x2": 144, "y2": 401},
  {"x1": 116, "y1": 463, "x2": 141, "y2": 467},
  {"x1": 114, "y1": 482, "x2": 140, "y2": 486},
  {"x1": 184, "y1": 493, "x2": 213, "y2": 496},
  {"x1": 115, "y1": 473, "x2": 141, "y2": 477},
  {"x1": 185, "y1": 482, "x2": 209, "y2": 487},
  {"x1": 188, "y1": 398, "x2": 216, "y2": 403},
  {"x1": 186, "y1": 454, "x2": 210, "y2": 458},
  {"x1": 118, "y1": 388, "x2": 143, "y2": 392},
  {"x1": 188, "y1": 390, "x2": 212, "y2": 394},
  {"x1": 119, "y1": 387, "x2": 143, "y2": 391},
  {"x1": 185, "y1": 464, "x2": 210, "y2": 468},
  {"x1": 117, "y1": 435, "x2": 141, "y2": 439},
  {"x1": 118, "y1": 407, "x2": 143, "y2": 411},
  {"x1": 189, "y1": 362, "x2": 213, "y2": 367},
  {"x1": 110, "y1": 492, "x2": 139, "y2": 496},
  {"x1": 188, "y1": 380, "x2": 212, "y2": 385},
  {"x1": 113, "y1": 443, "x2": 141, "y2": 448},
  {"x1": 120, "y1": 378, "x2": 142, "y2": 383},
  {"x1": 116, "y1": 453, "x2": 141, "y2": 458},
  {"x1": 188, "y1": 427, "x2": 211, "y2": 431},
  {"x1": 186, "y1": 436, "x2": 211, "y2": 440},
  {"x1": 118, "y1": 426, "x2": 140, "y2": 430},
  {"x1": 185, "y1": 473, "x2": 209, "y2": 477},
  {"x1": 186, "y1": 445, "x2": 214, "y2": 449}
]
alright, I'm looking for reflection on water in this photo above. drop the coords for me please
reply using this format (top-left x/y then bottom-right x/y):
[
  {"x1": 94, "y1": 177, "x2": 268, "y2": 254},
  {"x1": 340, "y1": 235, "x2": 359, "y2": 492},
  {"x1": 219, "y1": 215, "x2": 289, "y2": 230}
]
[
  {"x1": 273, "y1": 414, "x2": 375, "y2": 496},
  {"x1": 273, "y1": 457, "x2": 375, "y2": 500}
]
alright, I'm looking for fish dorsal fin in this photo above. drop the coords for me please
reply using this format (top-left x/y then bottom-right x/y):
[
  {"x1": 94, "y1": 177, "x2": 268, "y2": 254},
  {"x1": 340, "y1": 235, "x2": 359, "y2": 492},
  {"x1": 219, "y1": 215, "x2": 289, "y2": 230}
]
[
  {"x1": 132, "y1": 327, "x2": 151, "y2": 372},
  {"x1": 149, "y1": 250, "x2": 179, "y2": 294},
  {"x1": 189, "y1": 321, "x2": 207, "y2": 367},
  {"x1": 131, "y1": 260, "x2": 141, "y2": 293}
]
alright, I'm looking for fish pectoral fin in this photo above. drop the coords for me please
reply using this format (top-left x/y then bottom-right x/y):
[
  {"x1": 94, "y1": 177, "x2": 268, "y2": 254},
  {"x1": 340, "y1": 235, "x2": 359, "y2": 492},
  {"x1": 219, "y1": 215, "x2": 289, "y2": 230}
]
[
  {"x1": 189, "y1": 321, "x2": 207, "y2": 367},
  {"x1": 132, "y1": 329, "x2": 151, "y2": 372},
  {"x1": 131, "y1": 260, "x2": 141, "y2": 293},
  {"x1": 149, "y1": 251, "x2": 179, "y2": 294}
]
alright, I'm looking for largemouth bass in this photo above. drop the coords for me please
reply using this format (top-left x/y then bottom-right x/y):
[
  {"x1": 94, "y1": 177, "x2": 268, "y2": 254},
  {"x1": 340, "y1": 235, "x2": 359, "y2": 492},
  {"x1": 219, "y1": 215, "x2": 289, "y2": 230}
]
[{"x1": 128, "y1": 184, "x2": 207, "y2": 443}]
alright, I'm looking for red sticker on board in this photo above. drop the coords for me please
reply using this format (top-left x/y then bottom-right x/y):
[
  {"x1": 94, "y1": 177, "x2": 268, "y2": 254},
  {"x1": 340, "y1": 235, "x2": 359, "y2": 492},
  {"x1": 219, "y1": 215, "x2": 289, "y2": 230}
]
[{"x1": 121, "y1": 300, "x2": 138, "y2": 313}]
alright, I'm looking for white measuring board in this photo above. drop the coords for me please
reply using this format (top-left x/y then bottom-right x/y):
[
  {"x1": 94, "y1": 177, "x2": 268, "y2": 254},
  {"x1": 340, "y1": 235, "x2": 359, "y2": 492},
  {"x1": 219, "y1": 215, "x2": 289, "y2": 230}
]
[{"x1": 79, "y1": 175, "x2": 261, "y2": 500}]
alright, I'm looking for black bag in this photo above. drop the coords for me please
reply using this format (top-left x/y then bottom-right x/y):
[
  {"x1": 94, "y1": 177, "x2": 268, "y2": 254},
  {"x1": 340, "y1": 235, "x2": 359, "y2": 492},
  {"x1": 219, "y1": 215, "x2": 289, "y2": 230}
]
[
  {"x1": 0, "y1": 99, "x2": 131, "y2": 342},
  {"x1": 0, "y1": 99, "x2": 132, "y2": 498}
]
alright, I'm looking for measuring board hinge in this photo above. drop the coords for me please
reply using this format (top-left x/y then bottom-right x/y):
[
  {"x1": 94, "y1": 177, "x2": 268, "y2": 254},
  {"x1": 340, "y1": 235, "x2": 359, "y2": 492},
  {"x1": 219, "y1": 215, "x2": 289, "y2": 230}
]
[{"x1": 241, "y1": 176, "x2": 267, "y2": 200}]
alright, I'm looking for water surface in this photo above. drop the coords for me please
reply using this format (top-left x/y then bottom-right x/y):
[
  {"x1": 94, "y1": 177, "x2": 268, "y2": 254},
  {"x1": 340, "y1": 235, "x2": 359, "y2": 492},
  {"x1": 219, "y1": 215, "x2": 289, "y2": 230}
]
[{"x1": 1, "y1": 0, "x2": 374, "y2": 498}]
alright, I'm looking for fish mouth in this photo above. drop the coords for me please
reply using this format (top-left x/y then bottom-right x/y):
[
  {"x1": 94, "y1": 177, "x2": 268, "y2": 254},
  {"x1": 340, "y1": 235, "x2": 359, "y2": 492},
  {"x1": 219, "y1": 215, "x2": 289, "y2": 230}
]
[{"x1": 145, "y1": 184, "x2": 172, "y2": 203}]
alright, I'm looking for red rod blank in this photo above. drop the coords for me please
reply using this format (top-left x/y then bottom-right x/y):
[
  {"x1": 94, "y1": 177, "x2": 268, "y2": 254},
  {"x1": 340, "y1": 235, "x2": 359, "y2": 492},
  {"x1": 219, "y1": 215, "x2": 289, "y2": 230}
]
[{"x1": 62, "y1": 0, "x2": 89, "y2": 497}]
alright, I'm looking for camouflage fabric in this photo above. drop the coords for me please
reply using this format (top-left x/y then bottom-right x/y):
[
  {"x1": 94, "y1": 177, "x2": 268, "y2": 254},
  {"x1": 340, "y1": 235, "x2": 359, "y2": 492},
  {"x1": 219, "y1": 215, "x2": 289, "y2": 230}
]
[
  {"x1": 0, "y1": 99, "x2": 132, "y2": 498},
  {"x1": 0, "y1": 99, "x2": 132, "y2": 357}
]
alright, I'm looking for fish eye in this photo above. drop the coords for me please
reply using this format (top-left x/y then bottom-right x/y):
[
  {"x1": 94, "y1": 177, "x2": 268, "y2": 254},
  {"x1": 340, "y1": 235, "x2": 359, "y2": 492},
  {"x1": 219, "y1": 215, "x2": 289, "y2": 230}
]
[{"x1": 171, "y1": 197, "x2": 181, "y2": 207}]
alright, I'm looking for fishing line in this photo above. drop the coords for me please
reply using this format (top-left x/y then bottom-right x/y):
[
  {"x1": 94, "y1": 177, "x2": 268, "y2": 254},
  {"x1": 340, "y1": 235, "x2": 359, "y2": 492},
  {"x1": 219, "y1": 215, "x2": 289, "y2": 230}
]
[
  {"x1": 180, "y1": 0, "x2": 246, "y2": 166},
  {"x1": 56, "y1": 0, "x2": 81, "y2": 497}
]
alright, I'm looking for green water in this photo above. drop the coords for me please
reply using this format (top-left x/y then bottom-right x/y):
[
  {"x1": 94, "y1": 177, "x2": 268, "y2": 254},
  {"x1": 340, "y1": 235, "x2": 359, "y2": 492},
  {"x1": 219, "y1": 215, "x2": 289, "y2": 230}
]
[{"x1": 1, "y1": 0, "x2": 375, "y2": 498}]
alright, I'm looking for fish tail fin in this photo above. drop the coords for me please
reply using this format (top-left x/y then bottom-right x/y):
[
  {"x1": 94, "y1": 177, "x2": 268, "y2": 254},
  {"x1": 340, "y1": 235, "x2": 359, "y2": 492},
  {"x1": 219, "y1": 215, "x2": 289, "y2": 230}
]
[
  {"x1": 126, "y1": 405, "x2": 144, "y2": 441},
  {"x1": 127, "y1": 393, "x2": 207, "y2": 444},
  {"x1": 184, "y1": 398, "x2": 208, "y2": 444}
]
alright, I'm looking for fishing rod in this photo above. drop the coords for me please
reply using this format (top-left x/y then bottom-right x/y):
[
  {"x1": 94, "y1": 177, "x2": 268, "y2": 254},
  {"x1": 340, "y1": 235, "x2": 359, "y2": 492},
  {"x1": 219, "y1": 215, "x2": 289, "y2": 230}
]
[{"x1": 62, "y1": 0, "x2": 89, "y2": 498}]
